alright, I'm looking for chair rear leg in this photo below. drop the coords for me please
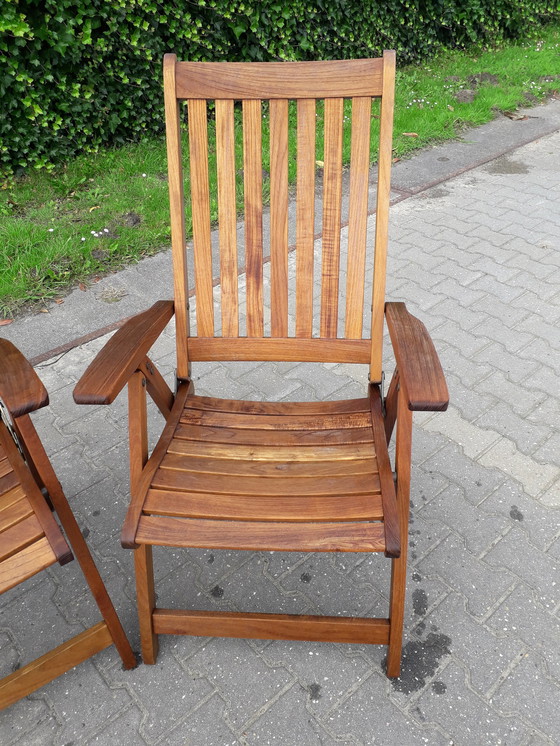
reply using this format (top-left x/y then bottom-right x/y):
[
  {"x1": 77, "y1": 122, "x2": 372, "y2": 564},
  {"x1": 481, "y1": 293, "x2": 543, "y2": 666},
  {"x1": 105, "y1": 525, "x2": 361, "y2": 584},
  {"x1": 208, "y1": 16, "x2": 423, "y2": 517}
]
[{"x1": 135, "y1": 544, "x2": 159, "y2": 664}]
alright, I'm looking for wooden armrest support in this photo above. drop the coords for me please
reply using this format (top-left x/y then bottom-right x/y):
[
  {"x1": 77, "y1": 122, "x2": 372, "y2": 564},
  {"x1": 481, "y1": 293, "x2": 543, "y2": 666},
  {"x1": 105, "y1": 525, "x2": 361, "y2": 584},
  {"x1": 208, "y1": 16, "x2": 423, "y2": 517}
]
[
  {"x1": 73, "y1": 301, "x2": 174, "y2": 405},
  {"x1": 385, "y1": 302, "x2": 449, "y2": 412},
  {"x1": 0, "y1": 339, "x2": 49, "y2": 418}
]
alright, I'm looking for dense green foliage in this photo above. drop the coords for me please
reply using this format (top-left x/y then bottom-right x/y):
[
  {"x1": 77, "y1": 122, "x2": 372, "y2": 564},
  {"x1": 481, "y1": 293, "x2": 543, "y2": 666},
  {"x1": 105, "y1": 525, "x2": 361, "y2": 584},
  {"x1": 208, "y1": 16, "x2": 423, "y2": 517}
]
[{"x1": 1, "y1": 0, "x2": 558, "y2": 178}]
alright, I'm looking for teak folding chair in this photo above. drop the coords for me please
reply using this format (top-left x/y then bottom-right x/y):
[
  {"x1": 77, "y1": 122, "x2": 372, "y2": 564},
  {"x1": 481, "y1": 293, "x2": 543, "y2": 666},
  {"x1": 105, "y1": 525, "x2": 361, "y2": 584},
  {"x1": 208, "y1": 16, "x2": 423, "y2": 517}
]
[
  {"x1": 0, "y1": 340, "x2": 136, "y2": 710},
  {"x1": 74, "y1": 52, "x2": 448, "y2": 677}
]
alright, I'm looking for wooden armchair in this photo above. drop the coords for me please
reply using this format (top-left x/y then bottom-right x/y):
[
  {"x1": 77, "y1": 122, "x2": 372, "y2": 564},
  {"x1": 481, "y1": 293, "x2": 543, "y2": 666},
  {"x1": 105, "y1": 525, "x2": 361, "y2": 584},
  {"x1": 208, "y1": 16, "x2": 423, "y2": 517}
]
[
  {"x1": 74, "y1": 52, "x2": 448, "y2": 677},
  {"x1": 0, "y1": 340, "x2": 136, "y2": 710}
]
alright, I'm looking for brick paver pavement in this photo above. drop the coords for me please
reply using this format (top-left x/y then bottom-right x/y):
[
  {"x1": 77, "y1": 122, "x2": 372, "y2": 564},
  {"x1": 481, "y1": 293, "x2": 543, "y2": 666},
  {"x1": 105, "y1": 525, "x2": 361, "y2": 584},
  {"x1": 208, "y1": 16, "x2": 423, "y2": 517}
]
[{"x1": 1, "y1": 122, "x2": 559, "y2": 745}]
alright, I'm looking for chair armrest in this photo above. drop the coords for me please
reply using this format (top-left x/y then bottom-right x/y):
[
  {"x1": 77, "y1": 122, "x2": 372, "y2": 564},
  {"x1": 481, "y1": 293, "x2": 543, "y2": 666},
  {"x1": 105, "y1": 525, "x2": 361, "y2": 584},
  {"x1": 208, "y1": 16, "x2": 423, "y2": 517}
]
[
  {"x1": 73, "y1": 300, "x2": 174, "y2": 405},
  {"x1": 0, "y1": 339, "x2": 49, "y2": 418},
  {"x1": 385, "y1": 302, "x2": 449, "y2": 412}
]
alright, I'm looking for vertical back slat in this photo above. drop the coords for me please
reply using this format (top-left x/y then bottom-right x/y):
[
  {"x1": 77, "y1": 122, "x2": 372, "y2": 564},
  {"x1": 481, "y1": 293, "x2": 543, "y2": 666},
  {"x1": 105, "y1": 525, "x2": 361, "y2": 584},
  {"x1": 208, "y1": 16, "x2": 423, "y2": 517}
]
[
  {"x1": 243, "y1": 99, "x2": 264, "y2": 337},
  {"x1": 320, "y1": 97, "x2": 344, "y2": 339},
  {"x1": 269, "y1": 99, "x2": 289, "y2": 337},
  {"x1": 345, "y1": 97, "x2": 372, "y2": 339},
  {"x1": 370, "y1": 51, "x2": 396, "y2": 381},
  {"x1": 163, "y1": 55, "x2": 190, "y2": 378},
  {"x1": 295, "y1": 99, "x2": 316, "y2": 338},
  {"x1": 187, "y1": 98, "x2": 214, "y2": 337},
  {"x1": 215, "y1": 99, "x2": 238, "y2": 337}
]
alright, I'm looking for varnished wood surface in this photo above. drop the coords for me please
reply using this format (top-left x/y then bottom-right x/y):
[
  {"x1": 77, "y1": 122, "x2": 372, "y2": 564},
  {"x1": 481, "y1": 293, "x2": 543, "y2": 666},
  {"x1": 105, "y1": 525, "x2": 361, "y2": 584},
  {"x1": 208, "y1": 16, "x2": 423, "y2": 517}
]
[
  {"x1": 132, "y1": 393, "x2": 392, "y2": 554},
  {"x1": 137, "y1": 514, "x2": 386, "y2": 552},
  {"x1": 153, "y1": 609, "x2": 390, "y2": 644},
  {"x1": 0, "y1": 338, "x2": 49, "y2": 417},
  {"x1": 163, "y1": 54, "x2": 190, "y2": 377},
  {"x1": 370, "y1": 50, "x2": 396, "y2": 382},
  {"x1": 73, "y1": 300, "x2": 174, "y2": 405},
  {"x1": 0, "y1": 537, "x2": 56, "y2": 594},
  {"x1": 0, "y1": 622, "x2": 112, "y2": 710},
  {"x1": 385, "y1": 302, "x2": 449, "y2": 411},
  {"x1": 188, "y1": 98, "x2": 215, "y2": 337},
  {"x1": 174, "y1": 58, "x2": 384, "y2": 100},
  {"x1": 0, "y1": 422, "x2": 72, "y2": 566},
  {"x1": 188, "y1": 337, "x2": 370, "y2": 363}
]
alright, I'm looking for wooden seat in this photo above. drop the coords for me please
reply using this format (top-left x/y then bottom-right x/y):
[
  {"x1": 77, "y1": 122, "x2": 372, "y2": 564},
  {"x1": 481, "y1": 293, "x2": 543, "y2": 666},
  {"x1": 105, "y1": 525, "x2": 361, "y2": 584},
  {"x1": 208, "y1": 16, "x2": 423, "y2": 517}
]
[
  {"x1": 0, "y1": 340, "x2": 136, "y2": 710},
  {"x1": 74, "y1": 52, "x2": 448, "y2": 677}
]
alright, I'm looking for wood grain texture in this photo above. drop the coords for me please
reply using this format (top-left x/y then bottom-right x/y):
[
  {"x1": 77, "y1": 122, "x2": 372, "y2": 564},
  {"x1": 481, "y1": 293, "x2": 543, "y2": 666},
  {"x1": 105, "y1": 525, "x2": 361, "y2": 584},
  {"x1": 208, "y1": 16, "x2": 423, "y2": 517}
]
[
  {"x1": 345, "y1": 97, "x2": 372, "y2": 339},
  {"x1": 0, "y1": 421, "x2": 71, "y2": 565},
  {"x1": 144, "y1": 489, "x2": 383, "y2": 521},
  {"x1": 295, "y1": 99, "x2": 316, "y2": 338},
  {"x1": 188, "y1": 337, "x2": 370, "y2": 363},
  {"x1": 13, "y1": 413, "x2": 137, "y2": 670},
  {"x1": 174, "y1": 423, "x2": 373, "y2": 447},
  {"x1": 153, "y1": 609, "x2": 390, "y2": 644},
  {"x1": 320, "y1": 97, "x2": 344, "y2": 338},
  {"x1": 370, "y1": 50, "x2": 396, "y2": 382},
  {"x1": 215, "y1": 99, "x2": 239, "y2": 336},
  {"x1": 137, "y1": 515, "x2": 386, "y2": 552},
  {"x1": 0, "y1": 622, "x2": 113, "y2": 711},
  {"x1": 385, "y1": 302, "x2": 449, "y2": 411},
  {"x1": 0, "y1": 338, "x2": 48, "y2": 418},
  {"x1": 386, "y1": 386, "x2": 412, "y2": 678},
  {"x1": 163, "y1": 54, "x2": 190, "y2": 378},
  {"x1": 121, "y1": 380, "x2": 193, "y2": 549},
  {"x1": 73, "y1": 300, "x2": 174, "y2": 405},
  {"x1": 135, "y1": 544, "x2": 158, "y2": 664},
  {"x1": 180, "y1": 407, "x2": 371, "y2": 431},
  {"x1": 243, "y1": 99, "x2": 264, "y2": 337},
  {"x1": 369, "y1": 385, "x2": 400, "y2": 558},
  {"x1": 184, "y1": 394, "x2": 370, "y2": 415},
  {"x1": 188, "y1": 98, "x2": 214, "y2": 337},
  {"x1": 175, "y1": 59, "x2": 384, "y2": 100},
  {"x1": 269, "y1": 99, "x2": 289, "y2": 337},
  {"x1": 0, "y1": 537, "x2": 56, "y2": 594}
]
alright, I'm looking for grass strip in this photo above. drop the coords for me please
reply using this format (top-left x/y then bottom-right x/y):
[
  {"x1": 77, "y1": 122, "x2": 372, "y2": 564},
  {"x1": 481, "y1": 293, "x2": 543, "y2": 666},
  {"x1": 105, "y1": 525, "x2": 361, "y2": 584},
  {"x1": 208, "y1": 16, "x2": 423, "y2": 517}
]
[{"x1": 1, "y1": 25, "x2": 559, "y2": 317}]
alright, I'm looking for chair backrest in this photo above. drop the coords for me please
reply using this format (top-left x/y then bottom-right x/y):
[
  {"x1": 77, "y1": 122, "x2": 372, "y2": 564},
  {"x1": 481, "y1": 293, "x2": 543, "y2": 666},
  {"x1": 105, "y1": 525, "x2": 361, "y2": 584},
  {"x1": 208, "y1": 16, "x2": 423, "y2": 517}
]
[{"x1": 163, "y1": 52, "x2": 395, "y2": 384}]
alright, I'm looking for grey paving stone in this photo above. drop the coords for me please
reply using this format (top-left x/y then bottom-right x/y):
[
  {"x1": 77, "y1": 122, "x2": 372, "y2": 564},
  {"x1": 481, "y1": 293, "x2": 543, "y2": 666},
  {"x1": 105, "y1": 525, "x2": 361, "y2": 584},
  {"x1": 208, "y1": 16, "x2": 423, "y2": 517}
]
[
  {"x1": 474, "y1": 401, "x2": 551, "y2": 456},
  {"x1": 39, "y1": 662, "x2": 133, "y2": 745},
  {"x1": 491, "y1": 653, "x2": 560, "y2": 741},
  {"x1": 417, "y1": 533, "x2": 516, "y2": 617},
  {"x1": 414, "y1": 660, "x2": 528, "y2": 746},
  {"x1": 259, "y1": 639, "x2": 371, "y2": 718},
  {"x1": 181, "y1": 637, "x2": 295, "y2": 732},
  {"x1": 108, "y1": 643, "x2": 214, "y2": 743},
  {"x1": 421, "y1": 443, "x2": 506, "y2": 505},
  {"x1": 474, "y1": 342, "x2": 540, "y2": 383},
  {"x1": 415, "y1": 482, "x2": 510, "y2": 556},
  {"x1": 246, "y1": 683, "x2": 338, "y2": 745},
  {"x1": 479, "y1": 482, "x2": 560, "y2": 550},
  {"x1": 325, "y1": 670, "x2": 450, "y2": 745},
  {"x1": 483, "y1": 526, "x2": 560, "y2": 609},
  {"x1": 86, "y1": 704, "x2": 147, "y2": 745},
  {"x1": 419, "y1": 592, "x2": 525, "y2": 695},
  {"x1": 486, "y1": 583, "x2": 560, "y2": 681},
  {"x1": 164, "y1": 693, "x2": 240, "y2": 746}
]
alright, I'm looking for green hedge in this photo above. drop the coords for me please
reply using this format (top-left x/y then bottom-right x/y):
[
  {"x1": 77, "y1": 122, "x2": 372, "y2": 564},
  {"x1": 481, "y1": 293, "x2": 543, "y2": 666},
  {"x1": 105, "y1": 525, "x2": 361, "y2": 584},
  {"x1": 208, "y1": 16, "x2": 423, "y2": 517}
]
[{"x1": 1, "y1": 0, "x2": 558, "y2": 179}]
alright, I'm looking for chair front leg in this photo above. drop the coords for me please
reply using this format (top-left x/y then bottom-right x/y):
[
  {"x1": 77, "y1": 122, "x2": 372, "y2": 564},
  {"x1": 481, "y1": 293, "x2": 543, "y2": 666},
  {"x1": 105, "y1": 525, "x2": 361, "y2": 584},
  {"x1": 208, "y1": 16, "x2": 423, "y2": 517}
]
[
  {"x1": 386, "y1": 385, "x2": 413, "y2": 678},
  {"x1": 128, "y1": 370, "x2": 159, "y2": 663}
]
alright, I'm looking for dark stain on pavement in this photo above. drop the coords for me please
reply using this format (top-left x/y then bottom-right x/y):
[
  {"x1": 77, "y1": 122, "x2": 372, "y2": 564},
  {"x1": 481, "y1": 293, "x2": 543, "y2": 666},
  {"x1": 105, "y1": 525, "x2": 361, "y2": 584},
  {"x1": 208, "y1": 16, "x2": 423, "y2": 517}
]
[
  {"x1": 510, "y1": 505, "x2": 524, "y2": 521},
  {"x1": 210, "y1": 585, "x2": 224, "y2": 598},
  {"x1": 308, "y1": 683, "x2": 321, "y2": 701},
  {"x1": 387, "y1": 632, "x2": 452, "y2": 694},
  {"x1": 413, "y1": 589, "x2": 428, "y2": 616},
  {"x1": 485, "y1": 156, "x2": 529, "y2": 174}
]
